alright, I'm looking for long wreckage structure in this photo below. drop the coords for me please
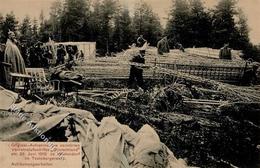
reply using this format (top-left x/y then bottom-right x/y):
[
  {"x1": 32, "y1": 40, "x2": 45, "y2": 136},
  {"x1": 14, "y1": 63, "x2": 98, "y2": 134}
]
[{"x1": 1, "y1": 47, "x2": 260, "y2": 167}]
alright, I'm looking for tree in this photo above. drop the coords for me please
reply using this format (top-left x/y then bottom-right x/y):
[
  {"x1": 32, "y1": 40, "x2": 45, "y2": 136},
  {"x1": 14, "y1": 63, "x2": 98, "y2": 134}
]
[
  {"x1": 97, "y1": 0, "x2": 118, "y2": 54},
  {"x1": 19, "y1": 16, "x2": 33, "y2": 47},
  {"x1": 39, "y1": 10, "x2": 45, "y2": 28},
  {"x1": 211, "y1": 0, "x2": 237, "y2": 48},
  {"x1": 38, "y1": 11, "x2": 52, "y2": 42},
  {"x1": 166, "y1": 0, "x2": 191, "y2": 47},
  {"x1": 60, "y1": 0, "x2": 90, "y2": 41},
  {"x1": 49, "y1": 0, "x2": 64, "y2": 41},
  {"x1": 189, "y1": 0, "x2": 212, "y2": 47},
  {"x1": 1, "y1": 12, "x2": 19, "y2": 43},
  {"x1": 232, "y1": 9, "x2": 259, "y2": 61},
  {"x1": 0, "y1": 13, "x2": 4, "y2": 43},
  {"x1": 32, "y1": 18, "x2": 39, "y2": 43},
  {"x1": 112, "y1": 7, "x2": 133, "y2": 51},
  {"x1": 88, "y1": 0, "x2": 102, "y2": 42},
  {"x1": 132, "y1": 1, "x2": 163, "y2": 46},
  {"x1": 231, "y1": 8, "x2": 250, "y2": 50}
]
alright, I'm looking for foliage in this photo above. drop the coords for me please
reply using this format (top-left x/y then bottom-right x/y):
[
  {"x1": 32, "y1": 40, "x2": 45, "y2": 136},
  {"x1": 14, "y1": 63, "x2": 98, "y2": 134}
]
[
  {"x1": 60, "y1": 0, "x2": 90, "y2": 41},
  {"x1": 0, "y1": 0, "x2": 259, "y2": 60},
  {"x1": 49, "y1": 0, "x2": 64, "y2": 41},
  {"x1": 98, "y1": 0, "x2": 118, "y2": 54},
  {"x1": 19, "y1": 16, "x2": 33, "y2": 47},
  {"x1": 211, "y1": 0, "x2": 237, "y2": 48},
  {"x1": 0, "y1": 13, "x2": 4, "y2": 43},
  {"x1": 112, "y1": 7, "x2": 133, "y2": 52},
  {"x1": 166, "y1": 0, "x2": 192, "y2": 47},
  {"x1": 0, "y1": 12, "x2": 18, "y2": 43},
  {"x1": 189, "y1": 0, "x2": 212, "y2": 47},
  {"x1": 132, "y1": 1, "x2": 163, "y2": 46}
]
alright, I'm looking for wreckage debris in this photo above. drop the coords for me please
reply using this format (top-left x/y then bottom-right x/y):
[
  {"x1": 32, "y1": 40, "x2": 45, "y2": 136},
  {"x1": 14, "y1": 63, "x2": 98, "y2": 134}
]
[
  {"x1": 1, "y1": 47, "x2": 260, "y2": 167},
  {"x1": 71, "y1": 70, "x2": 260, "y2": 167}
]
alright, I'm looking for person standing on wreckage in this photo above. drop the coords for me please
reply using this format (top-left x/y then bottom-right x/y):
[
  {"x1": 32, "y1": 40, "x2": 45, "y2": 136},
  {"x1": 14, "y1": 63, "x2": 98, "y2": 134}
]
[
  {"x1": 128, "y1": 48, "x2": 146, "y2": 90},
  {"x1": 3, "y1": 30, "x2": 26, "y2": 88},
  {"x1": 157, "y1": 36, "x2": 170, "y2": 55},
  {"x1": 137, "y1": 35, "x2": 147, "y2": 55},
  {"x1": 219, "y1": 43, "x2": 232, "y2": 60}
]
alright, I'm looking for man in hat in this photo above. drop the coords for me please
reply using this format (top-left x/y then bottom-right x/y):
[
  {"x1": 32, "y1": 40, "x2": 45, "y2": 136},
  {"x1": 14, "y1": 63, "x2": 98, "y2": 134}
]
[
  {"x1": 56, "y1": 44, "x2": 66, "y2": 66},
  {"x1": 219, "y1": 43, "x2": 232, "y2": 60},
  {"x1": 3, "y1": 31, "x2": 26, "y2": 87},
  {"x1": 157, "y1": 36, "x2": 170, "y2": 55},
  {"x1": 29, "y1": 41, "x2": 43, "y2": 67},
  {"x1": 128, "y1": 50, "x2": 146, "y2": 89}
]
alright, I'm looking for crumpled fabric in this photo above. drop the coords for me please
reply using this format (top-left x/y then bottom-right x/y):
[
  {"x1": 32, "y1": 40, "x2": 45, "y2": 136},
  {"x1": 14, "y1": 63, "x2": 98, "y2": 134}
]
[
  {"x1": 0, "y1": 86, "x2": 18, "y2": 110},
  {"x1": 0, "y1": 87, "x2": 190, "y2": 168}
]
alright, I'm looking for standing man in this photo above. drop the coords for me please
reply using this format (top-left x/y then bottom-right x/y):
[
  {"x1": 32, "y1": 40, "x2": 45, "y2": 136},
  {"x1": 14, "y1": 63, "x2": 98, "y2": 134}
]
[
  {"x1": 56, "y1": 44, "x2": 66, "y2": 65},
  {"x1": 137, "y1": 35, "x2": 147, "y2": 47},
  {"x1": 219, "y1": 43, "x2": 232, "y2": 60},
  {"x1": 3, "y1": 31, "x2": 26, "y2": 87},
  {"x1": 28, "y1": 42, "x2": 43, "y2": 67},
  {"x1": 157, "y1": 36, "x2": 170, "y2": 55},
  {"x1": 137, "y1": 35, "x2": 147, "y2": 55},
  {"x1": 67, "y1": 45, "x2": 75, "y2": 62},
  {"x1": 128, "y1": 50, "x2": 145, "y2": 90}
]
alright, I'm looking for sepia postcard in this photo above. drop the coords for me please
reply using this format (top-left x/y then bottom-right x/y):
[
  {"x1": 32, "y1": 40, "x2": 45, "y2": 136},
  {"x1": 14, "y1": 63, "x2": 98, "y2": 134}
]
[{"x1": 0, "y1": 0, "x2": 260, "y2": 167}]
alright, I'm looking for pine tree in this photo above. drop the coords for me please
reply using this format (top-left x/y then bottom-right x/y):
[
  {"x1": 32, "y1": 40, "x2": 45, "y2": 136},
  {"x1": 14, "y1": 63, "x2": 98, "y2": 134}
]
[
  {"x1": 99, "y1": 0, "x2": 118, "y2": 54},
  {"x1": 88, "y1": 0, "x2": 102, "y2": 42},
  {"x1": 211, "y1": 0, "x2": 237, "y2": 48},
  {"x1": 0, "y1": 13, "x2": 4, "y2": 43},
  {"x1": 32, "y1": 18, "x2": 39, "y2": 44},
  {"x1": 166, "y1": 0, "x2": 191, "y2": 47},
  {"x1": 60, "y1": 0, "x2": 90, "y2": 41},
  {"x1": 112, "y1": 7, "x2": 133, "y2": 51},
  {"x1": 232, "y1": 8, "x2": 250, "y2": 50},
  {"x1": 189, "y1": 0, "x2": 212, "y2": 47},
  {"x1": 38, "y1": 11, "x2": 52, "y2": 42},
  {"x1": 2, "y1": 12, "x2": 19, "y2": 42},
  {"x1": 39, "y1": 10, "x2": 45, "y2": 28},
  {"x1": 49, "y1": 0, "x2": 64, "y2": 41},
  {"x1": 132, "y1": 1, "x2": 162, "y2": 46},
  {"x1": 19, "y1": 16, "x2": 33, "y2": 47}
]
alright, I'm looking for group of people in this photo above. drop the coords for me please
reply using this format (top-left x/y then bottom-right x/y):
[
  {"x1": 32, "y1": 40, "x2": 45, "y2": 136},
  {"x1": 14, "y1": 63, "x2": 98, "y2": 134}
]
[
  {"x1": 56, "y1": 44, "x2": 84, "y2": 66},
  {"x1": 128, "y1": 35, "x2": 236, "y2": 90},
  {"x1": 157, "y1": 36, "x2": 232, "y2": 59},
  {"x1": 27, "y1": 42, "x2": 53, "y2": 68},
  {"x1": 157, "y1": 36, "x2": 185, "y2": 55},
  {"x1": 0, "y1": 30, "x2": 86, "y2": 88},
  {"x1": 128, "y1": 35, "x2": 186, "y2": 90},
  {"x1": 0, "y1": 30, "x2": 244, "y2": 91}
]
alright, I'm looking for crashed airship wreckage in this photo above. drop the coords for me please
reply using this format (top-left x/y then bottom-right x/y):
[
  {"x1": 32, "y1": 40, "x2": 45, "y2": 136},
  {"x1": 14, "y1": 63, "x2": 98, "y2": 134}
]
[{"x1": 1, "y1": 47, "x2": 260, "y2": 168}]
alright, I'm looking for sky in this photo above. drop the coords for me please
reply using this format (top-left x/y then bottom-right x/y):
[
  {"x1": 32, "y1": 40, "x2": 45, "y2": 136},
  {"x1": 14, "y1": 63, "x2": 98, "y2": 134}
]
[{"x1": 0, "y1": 0, "x2": 260, "y2": 44}]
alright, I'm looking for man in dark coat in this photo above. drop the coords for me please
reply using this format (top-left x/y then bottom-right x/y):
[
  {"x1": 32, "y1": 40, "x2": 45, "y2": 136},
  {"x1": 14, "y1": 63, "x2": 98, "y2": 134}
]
[
  {"x1": 219, "y1": 43, "x2": 232, "y2": 60},
  {"x1": 28, "y1": 42, "x2": 43, "y2": 67},
  {"x1": 56, "y1": 44, "x2": 66, "y2": 65},
  {"x1": 157, "y1": 37, "x2": 170, "y2": 55},
  {"x1": 137, "y1": 35, "x2": 147, "y2": 48},
  {"x1": 128, "y1": 50, "x2": 145, "y2": 89},
  {"x1": 67, "y1": 45, "x2": 75, "y2": 62}
]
